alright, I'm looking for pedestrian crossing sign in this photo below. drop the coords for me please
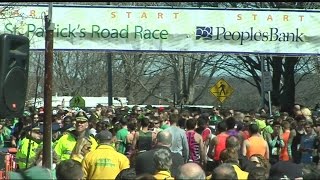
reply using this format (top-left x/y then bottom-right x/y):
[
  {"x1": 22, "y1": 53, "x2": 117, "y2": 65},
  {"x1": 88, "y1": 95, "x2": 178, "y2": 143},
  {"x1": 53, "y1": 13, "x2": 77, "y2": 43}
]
[
  {"x1": 210, "y1": 78, "x2": 234, "y2": 103},
  {"x1": 70, "y1": 95, "x2": 85, "y2": 108}
]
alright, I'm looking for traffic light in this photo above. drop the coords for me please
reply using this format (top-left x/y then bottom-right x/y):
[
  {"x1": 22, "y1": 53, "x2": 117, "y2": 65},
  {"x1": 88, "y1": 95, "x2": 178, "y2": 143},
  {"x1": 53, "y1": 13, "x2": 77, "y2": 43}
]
[{"x1": 0, "y1": 34, "x2": 29, "y2": 118}]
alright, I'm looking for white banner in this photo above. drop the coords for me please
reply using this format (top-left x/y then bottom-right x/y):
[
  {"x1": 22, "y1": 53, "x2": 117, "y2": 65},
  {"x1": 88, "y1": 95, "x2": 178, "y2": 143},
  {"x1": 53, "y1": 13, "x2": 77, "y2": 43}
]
[{"x1": 1, "y1": 5, "x2": 320, "y2": 55}]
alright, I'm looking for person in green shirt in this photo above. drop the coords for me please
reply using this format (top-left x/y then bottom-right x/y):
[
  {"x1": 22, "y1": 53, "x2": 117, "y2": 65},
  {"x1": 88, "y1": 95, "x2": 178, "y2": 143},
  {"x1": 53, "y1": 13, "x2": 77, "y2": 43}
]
[
  {"x1": 0, "y1": 121, "x2": 11, "y2": 148},
  {"x1": 159, "y1": 114, "x2": 170, "y2": 130},
  {"x1": 160, "y1": 123, "x2": 170, "y2": 130},
  {"x1": 116, "y1": 118, "x2": 129, "y2": 154},
  {"x1": 209, "y1": 107, "x2": 223, "y2": 126}
]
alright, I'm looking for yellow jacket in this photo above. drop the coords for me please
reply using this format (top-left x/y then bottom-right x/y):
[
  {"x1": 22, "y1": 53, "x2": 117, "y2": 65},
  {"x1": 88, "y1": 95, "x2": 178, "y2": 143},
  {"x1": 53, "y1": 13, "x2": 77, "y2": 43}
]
[
  {"x1": 54, "y1": 132, "x2": 98, "y2": 162},
  {"x1": 82, "y1": 144, "x2": 130, "y2": 180},
  {"x1": 154, "y1": 170, "x2": 174, "y2": 180},
  {"x1": 16, "y1": 137, "x2": 41, "y2": 169},
  {"x1": 232, "y1": 164, "x2": 249, "y2": 180}
]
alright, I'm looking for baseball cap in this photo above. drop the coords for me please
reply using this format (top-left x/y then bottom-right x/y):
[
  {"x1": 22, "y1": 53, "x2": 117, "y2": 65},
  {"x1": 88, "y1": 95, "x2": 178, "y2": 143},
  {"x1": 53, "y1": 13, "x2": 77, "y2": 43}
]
[
  {"x1": 95, "y1": 130, "x2": 113, "y2": 141},
  {"x1": 158, "y1": 107, "x2": 165, "y2": 112}
]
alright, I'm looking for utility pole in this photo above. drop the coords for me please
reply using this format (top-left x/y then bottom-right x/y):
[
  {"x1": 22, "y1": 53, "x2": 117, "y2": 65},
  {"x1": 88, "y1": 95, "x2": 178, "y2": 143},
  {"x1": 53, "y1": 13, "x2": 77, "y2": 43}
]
[
  {"x1": 107, "y1": 2, "x2": 113, "y2": 107},
  {"x1": 107, "y1": 53, "x2": 113, "y2": 106},
  {"x1": 43, "y1": 2, "x2": 54, "y2": 169},
  {"x1": 260, "y1": 56, "x2": 265, "y2": 110},
  {"x1": 266, "y1": 56, "x2": 273, "y2": 117}
]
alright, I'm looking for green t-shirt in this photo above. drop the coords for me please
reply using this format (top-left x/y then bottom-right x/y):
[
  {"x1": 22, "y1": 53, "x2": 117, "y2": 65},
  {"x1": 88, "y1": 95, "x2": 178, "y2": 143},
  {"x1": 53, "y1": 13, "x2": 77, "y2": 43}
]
[
  {"x1": 0, "y1": 127, "x2": 12, "y2": 148},
  {"x1": 0, "y1": 134, "x2": 4, "y2": 148},
  {"x1": 209, "y1": 115, "x2": 222, "y2": 126},
  {"x1": 160, "y1": 124, "x2": 170, "y2": 130},
  {"x1": 116, "y1": 128, "x2": 129, "y2": 154}
]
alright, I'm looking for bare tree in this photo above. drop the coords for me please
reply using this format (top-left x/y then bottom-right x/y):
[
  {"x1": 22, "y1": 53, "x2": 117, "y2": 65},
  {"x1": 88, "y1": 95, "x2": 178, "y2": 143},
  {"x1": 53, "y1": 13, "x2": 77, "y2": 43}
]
[
  {"x1": 53, "y1": 51, "x2": 107, "y2": 96},
  {"x1": 162, "y1": 53, "x2": 224, "y2": 105},
  {"x1": 215, "y1": 2, "x2": 320, "y2": 113},
  {"x1": 27, "y1": 51, "x2": 44, "y2": 99},
  {"x1": 112, "y1": 53, "x2": 171, "y2": 104}
]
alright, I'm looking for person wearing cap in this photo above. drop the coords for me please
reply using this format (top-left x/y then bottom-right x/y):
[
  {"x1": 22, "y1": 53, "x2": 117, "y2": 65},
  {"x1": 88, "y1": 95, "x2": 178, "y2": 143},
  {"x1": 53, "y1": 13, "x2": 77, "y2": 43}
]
[
  {"x1": 16, "y1": 125, "x2": 43, "y2": 169},
  {"x1": 54, "y1": 112, "x2": 98, "y2": 162},
  {"x1": 82, "y1": 130, "x2": 130, "y2": 179},
  {"x1": 255, "y1": 117, "x2": 273, "y2": 141}
]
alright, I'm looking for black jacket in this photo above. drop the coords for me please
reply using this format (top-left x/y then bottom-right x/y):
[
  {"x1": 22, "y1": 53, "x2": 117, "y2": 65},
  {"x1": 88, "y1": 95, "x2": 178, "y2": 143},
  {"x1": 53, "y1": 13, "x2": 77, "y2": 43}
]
[{"x1": 135, "y1": 145, "x2": 184, "y2": 177}]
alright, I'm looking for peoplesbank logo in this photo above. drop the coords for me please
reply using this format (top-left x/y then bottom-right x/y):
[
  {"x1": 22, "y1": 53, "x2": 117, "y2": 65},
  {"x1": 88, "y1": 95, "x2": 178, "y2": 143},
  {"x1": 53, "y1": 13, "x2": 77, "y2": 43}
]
[
  {"x1": 196, "y1": 26, "x2": 213, "y2": 40},
  {"x1": 195, "y1": 26, "x2": 304, "y2": 45}
]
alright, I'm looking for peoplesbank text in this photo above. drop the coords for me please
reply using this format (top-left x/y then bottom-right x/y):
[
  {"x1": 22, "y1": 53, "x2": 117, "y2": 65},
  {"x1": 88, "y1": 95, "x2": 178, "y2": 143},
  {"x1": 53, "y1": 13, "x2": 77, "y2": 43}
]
[
  {"x1": 196, "y1": 26, "x2": 304, "y2": 45},
  {"x1": 4, "y1": 23, "x2": 169, "y2": 40}
]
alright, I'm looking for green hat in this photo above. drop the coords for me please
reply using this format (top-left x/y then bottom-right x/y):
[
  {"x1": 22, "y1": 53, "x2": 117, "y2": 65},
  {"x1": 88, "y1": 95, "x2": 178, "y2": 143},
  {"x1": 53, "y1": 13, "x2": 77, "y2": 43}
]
[
  {"x1": 9, "y1": 166, "x2": 54, "y2": 179},
  {"x1": 264, "y1": 126, "x2": 274, "y2": 134},
  {"x1": 255, "y1": 119, "x2": 266, "y2": 130}
]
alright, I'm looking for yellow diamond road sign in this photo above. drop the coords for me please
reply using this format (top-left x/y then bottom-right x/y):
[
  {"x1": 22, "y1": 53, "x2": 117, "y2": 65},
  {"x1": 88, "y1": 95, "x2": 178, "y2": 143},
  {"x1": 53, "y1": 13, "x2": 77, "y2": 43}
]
[
  {"x1": 70, "y1": 95, "x2": 86, "y2": 109},
  {"x1": 210, "y1": 78, "x2": 234, "y2": 103}
]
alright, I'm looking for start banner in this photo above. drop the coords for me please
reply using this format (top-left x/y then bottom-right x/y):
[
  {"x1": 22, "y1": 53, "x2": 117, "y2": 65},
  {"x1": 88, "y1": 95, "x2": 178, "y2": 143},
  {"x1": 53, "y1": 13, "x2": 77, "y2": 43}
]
[{"x1": 0, "y1": 5, "x2": 319, "y2": 55}]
